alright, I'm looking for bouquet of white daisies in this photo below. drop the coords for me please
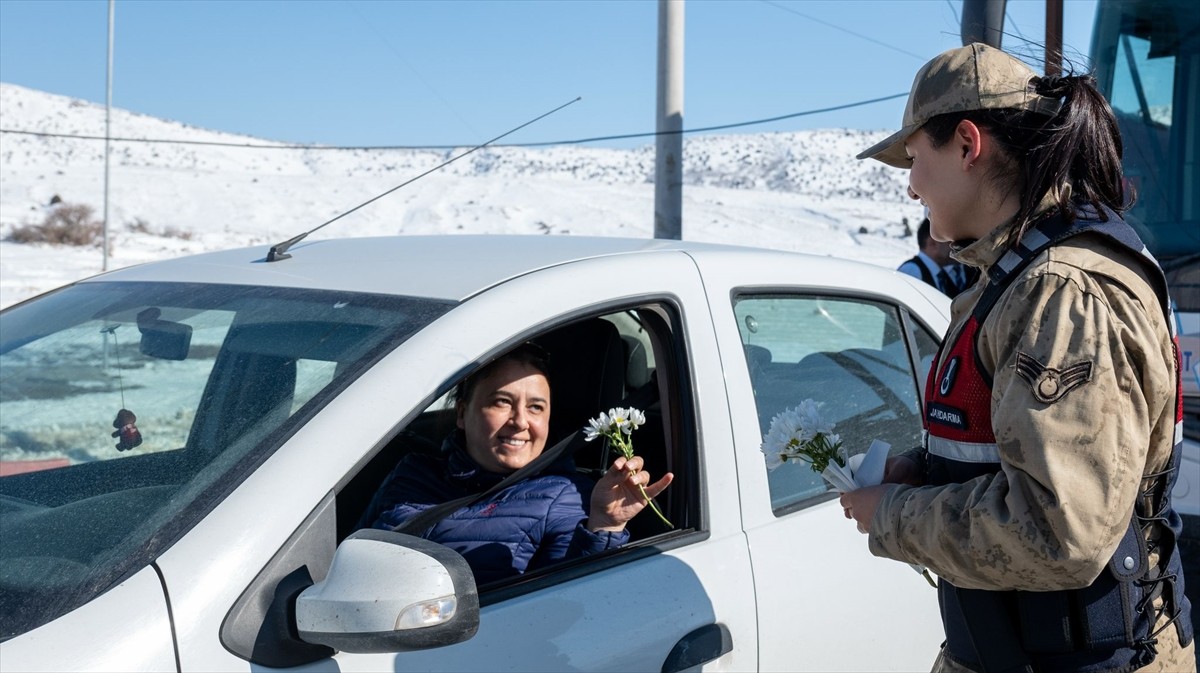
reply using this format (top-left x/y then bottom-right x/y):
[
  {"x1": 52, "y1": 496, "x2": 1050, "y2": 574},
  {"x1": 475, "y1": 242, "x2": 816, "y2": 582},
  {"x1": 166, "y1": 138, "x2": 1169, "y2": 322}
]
[{"x1": 584, "y1": 407, "x2": 672, "y2": 528}]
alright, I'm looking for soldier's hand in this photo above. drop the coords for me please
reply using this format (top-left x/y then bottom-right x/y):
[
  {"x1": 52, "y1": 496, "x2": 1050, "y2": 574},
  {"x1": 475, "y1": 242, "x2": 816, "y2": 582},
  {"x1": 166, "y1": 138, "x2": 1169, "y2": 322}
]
[
  {"x1": 883, "y1": 455, "x2": 923, "y2": 486},
  {"x1": 839, "y1": 484, "x2": 895, "y2": 534}
]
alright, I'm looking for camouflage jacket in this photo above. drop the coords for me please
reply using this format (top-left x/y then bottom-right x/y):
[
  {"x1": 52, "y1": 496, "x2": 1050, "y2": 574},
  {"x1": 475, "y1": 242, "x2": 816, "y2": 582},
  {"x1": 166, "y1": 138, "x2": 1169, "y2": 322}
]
[{"x1": 869, "y1": 217, "x2": 1178, "y2": 593}]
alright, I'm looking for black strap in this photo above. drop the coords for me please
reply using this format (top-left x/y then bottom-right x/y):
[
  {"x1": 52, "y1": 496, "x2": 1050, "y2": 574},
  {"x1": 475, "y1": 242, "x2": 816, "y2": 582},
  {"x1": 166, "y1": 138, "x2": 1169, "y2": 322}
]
[
  {"x1": 954, "y1": 587, "x2": 1035, "y2": 673},
  {"x1": 973, "y1": 204, "x2": 1165, "y2": 324},
  {"x1": 938, "y1": 267, "x2": 964, "y2": 298},
  {"x1": 392, "y1": 378, "x2": 661, "y2": 536}
]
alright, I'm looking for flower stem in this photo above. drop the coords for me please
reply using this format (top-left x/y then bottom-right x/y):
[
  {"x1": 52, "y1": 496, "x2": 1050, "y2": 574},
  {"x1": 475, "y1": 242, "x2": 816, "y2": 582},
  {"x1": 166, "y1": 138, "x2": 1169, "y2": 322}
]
[
  {"x1": 606, "y1": 434, "x2": 672, "y2": 528},
  {"x1": 921, "y1": 568, "x2": 937, "y2": 588},
  {"x1": 636, "y1": 481, "x2": 672, "y2": 528}
]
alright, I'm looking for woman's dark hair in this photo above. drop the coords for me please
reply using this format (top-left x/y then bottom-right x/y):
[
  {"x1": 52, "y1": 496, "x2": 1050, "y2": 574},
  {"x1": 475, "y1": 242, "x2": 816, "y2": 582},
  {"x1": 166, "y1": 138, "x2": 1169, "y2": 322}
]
[
  {"x1": 922, "y1": 72, "x2": 1127, "y2": 244},
  {"x1": 452, "y1": 341, "x2": 551, "y2": 406}
]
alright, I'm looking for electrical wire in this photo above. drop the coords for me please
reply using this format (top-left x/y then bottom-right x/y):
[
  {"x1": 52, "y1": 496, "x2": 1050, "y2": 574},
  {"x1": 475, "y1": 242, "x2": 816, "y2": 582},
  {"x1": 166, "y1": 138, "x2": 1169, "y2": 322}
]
[
  {"x1": 347, "y1": 0, "x2": 482, "y2": 139},
  {"x1": 1004, "y1": 8, "x2": 1031, "y2": 44},
  {"x1": 757, "y1": 0, "x2": 928, "y2": 61},
  {"x1": 945, "y1": 0, "x2": 960, "y2": 26},
  {"x1": 511, "y1": 93, "x2": 908, "y2": 147},
  {"x1": 0, "y1": 91, "x2": 907, "y2": 151}
]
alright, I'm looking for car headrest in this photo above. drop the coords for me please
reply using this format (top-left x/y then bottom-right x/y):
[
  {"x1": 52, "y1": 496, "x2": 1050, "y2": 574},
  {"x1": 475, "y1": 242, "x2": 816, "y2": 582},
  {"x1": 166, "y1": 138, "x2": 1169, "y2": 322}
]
[
  {"x1": 744, "y1": 344, "x2": 771, "y2": 375},
  {"x1": 535, "y1": 318, "x2": 627, "y2": 447},
  {"x1": 622, "y1": 335, "x2": 652, "y2": 390}
]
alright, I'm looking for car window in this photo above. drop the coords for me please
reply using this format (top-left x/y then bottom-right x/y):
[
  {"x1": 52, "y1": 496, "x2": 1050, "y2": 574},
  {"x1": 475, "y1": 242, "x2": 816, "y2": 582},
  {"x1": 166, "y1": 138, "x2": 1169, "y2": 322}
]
[
  {"x1": 337, "y1": 302, "x2": 695, "y2": 591},
  {"x1": 0, "y1": 281, "x2": 452, "y2": 641},
  {"x1": 904, "y1": 310, "x2": 942, "y2": 403},
  {"x1": 734, "y1": 295, "x2": 924, "y2": 512}
]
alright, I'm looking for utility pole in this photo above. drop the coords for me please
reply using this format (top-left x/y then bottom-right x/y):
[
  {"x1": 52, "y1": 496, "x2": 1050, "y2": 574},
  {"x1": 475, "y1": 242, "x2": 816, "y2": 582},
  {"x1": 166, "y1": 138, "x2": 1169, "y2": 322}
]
[
  {"x1": 960, "y1": 0, "x2": 1006, "y2": 48},
  {"x1": 103, "y1": 0, "x2": 114, "y2": 271},
  {"x1": 1045, "y1": 0, "x2": 1063, "y2": 76},
  {"x1": 654, "y1": 0, "x2": 683, "y2": 240}
]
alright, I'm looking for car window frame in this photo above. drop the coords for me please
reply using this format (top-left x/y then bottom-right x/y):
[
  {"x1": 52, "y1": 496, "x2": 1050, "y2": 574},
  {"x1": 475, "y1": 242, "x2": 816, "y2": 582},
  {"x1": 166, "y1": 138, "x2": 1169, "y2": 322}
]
[{"x1": 331, "y1": 297, "x2": 705, "y2": 609}]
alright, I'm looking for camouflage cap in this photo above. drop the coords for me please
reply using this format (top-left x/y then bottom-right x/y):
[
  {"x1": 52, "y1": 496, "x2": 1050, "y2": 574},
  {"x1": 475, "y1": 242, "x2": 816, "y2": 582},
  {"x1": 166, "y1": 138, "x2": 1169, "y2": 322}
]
[{"x1": 857, "y1": 43, "x2": 1061, "y2": 169}]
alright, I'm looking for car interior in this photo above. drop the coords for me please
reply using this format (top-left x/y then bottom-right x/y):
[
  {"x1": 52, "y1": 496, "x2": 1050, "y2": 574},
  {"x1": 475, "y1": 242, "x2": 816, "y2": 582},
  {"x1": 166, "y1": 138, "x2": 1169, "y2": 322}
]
[
  {"x1": 750, "y1": 345, "x2": 922, "y2": 452},
  {"x1": 335, "y1": 303, "x2": 689, "y2": 556}
]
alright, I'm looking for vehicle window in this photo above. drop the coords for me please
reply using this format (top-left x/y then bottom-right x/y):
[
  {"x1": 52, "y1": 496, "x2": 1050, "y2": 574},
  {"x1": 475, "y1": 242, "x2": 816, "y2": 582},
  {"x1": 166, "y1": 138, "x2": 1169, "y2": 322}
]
[
  {"x1": 0, "y1": 281, "x2": 452, "y2": 641},
  {"x1": 602, "y1": 310, "x2": 657, "y2": 389},
  {"x1": 1100, "y1": 2, "x2": 1200, "y2": 262},
  {"x1": 734, "y1": 295, "x2": 924, "y2": 511},
  {"x1": 340, "y1": 302, "x2": 695, "y2": 592},
  {"x1": 904, "y1": 310, "x2": 942, "y2": 403},
  {"x1": 0, "y1": 307, "x2": 235, "y2": 469},
  {"x1": 292, "y1": 359, "x2": 339, "y2": 414}
]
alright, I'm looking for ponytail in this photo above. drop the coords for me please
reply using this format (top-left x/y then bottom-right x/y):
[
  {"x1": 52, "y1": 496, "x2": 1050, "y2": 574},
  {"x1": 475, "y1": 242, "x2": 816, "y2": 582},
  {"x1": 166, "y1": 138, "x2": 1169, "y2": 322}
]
[
  {"x1": 1025, "y1": 74, "x2": 1126, "y2": 225},
  {"x1": 923, "y1": 72, "x2": 1128, "y2": 245}
]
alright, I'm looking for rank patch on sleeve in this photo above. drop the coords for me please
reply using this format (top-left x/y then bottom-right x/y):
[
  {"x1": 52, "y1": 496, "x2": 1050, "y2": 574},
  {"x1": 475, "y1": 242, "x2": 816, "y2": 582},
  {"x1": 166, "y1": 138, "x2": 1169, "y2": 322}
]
[{"x1": 1013, "y1": 352, "x2": 1093, "y2": 404}]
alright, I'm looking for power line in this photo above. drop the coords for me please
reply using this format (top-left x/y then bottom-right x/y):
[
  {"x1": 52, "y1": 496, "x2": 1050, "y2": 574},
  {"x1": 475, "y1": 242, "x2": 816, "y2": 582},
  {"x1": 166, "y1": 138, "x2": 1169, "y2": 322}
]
[
  {"x1": 1004, "y1": 8, "x2": 1030, "y2": 44},
  {"x1": 758, "y1": 0, "x2": 928, "y2": 61},
  {"x1": 945, "y1": 0, "x2": 960, "y2": 27},
  {"x1": 0, "y1": 91, "x2": 907, "y2": 150},
  {"x1": 347, "y1": 0, "x2": 482, "y2": 139},
  {"x1": 518, "y1": 93, "x2": 908, "y2": 146}
]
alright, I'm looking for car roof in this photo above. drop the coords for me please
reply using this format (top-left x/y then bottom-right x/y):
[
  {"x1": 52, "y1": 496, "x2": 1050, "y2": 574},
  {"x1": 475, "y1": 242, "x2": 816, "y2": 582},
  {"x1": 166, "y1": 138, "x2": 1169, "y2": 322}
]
[{"x1": 80, "y1": 234, "x2": 836, "y2": 302}]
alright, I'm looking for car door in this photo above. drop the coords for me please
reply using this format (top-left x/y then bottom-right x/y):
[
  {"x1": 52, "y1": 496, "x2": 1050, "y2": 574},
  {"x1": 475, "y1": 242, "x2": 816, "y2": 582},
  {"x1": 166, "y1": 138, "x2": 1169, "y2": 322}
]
[
  {"x1": 690, "y1": 249, "x2": 949, "y2": 672},
  {"x1": 156, "y1": 250, "x2": 757, "y2": 672}
]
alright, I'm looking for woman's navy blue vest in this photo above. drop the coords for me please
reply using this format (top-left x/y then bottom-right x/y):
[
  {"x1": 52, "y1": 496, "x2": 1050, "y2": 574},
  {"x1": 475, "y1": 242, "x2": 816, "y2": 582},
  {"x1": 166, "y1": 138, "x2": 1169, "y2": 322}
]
[{"x1": 923, "y1": 205, "x2": 1194, "y2": 672}]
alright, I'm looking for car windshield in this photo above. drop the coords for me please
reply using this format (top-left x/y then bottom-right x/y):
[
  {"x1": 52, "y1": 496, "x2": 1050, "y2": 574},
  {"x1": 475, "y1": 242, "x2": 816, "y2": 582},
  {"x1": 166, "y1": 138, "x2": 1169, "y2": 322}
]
[{"x1": 0, "y1": 281, "x2": 452, "y2": 640}]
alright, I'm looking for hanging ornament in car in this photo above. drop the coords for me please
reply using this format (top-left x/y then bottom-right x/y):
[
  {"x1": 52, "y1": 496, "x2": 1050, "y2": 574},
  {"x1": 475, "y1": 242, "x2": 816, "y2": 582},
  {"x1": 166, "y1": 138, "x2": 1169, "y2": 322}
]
[
  {"x1": 112, "y1": 408, "x2": 143, "y2": 451},
  {"x1": 100, "y1": 323, "x2": 144, "y2": 452}
]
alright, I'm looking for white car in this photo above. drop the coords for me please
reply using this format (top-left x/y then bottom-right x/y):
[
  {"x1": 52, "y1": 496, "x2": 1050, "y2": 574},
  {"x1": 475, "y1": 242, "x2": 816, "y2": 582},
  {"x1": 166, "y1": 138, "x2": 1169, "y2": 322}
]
[{"x1": 0, "y1": 234, "x2": 1010, "y2": 670}]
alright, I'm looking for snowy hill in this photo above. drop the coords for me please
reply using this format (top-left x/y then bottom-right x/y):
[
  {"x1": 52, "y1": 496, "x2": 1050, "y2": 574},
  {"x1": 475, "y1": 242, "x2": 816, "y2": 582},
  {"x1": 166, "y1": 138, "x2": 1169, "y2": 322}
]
[{"x1": 0, "y1": 82, "x2": 924, "y2": 308}]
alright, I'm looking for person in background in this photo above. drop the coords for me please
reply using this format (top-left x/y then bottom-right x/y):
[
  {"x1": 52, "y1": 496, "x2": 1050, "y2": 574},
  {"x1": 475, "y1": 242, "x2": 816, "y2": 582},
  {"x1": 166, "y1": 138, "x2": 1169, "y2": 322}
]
[
  {"x1": 359, "y1": 343, "x2": 673, "y2": 585},
  {"x1": 842, "y1": 43, "x2": 1194, "y2": 672},
  {"x1": 898, "y1": 215, "x2": 971, "y2": 298}
]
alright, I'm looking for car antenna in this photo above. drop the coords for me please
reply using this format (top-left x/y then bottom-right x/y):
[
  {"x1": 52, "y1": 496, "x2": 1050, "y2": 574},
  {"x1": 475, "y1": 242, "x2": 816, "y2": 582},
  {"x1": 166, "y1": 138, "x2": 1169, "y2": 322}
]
[{"x1": 265, "y1": 96, "x2": 582, "y2": 262}]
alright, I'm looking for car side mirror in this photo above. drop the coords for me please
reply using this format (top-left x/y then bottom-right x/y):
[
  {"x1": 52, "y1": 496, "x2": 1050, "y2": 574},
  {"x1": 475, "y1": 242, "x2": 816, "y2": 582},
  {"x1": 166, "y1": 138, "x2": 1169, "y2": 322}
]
[
  {"x1": 136, "y1": 307, "x2": 191, "y2": 360},
  {"x1": 295, "y1": 529, "x2": 479, "y2": 653}
]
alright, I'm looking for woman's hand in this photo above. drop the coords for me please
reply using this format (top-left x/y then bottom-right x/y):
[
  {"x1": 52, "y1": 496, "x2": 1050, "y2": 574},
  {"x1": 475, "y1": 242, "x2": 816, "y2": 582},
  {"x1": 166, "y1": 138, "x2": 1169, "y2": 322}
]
[{"x1": 587, "y1": 455, "x2": 674, "y2": 532}]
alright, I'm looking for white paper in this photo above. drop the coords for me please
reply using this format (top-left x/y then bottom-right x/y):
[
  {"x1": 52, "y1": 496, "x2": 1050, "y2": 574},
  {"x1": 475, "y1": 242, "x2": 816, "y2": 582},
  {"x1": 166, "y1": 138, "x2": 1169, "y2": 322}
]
[
  {"x1": 823, "y1": 439, "x2": 937, "y2": 587},
  {"x1": 820, "y1": 439, "x2": 890, "y2": 492},
  {"x1": 852, "y1": 439, "x2": 888, "y2": 487}
]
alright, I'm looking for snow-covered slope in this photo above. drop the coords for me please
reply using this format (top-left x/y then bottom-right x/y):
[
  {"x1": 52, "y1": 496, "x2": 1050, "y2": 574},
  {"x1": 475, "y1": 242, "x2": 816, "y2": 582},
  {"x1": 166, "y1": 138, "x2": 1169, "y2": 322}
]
[{"x1": 0, "y1": 82, "x2": 923, "y2": 308}]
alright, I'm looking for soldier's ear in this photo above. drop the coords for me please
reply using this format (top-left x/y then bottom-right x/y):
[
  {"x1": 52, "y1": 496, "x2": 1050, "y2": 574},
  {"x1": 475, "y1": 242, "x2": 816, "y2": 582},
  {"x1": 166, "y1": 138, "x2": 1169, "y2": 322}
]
[{"x1": 955, "y1": 120, "x2": 983, "y2": 170}]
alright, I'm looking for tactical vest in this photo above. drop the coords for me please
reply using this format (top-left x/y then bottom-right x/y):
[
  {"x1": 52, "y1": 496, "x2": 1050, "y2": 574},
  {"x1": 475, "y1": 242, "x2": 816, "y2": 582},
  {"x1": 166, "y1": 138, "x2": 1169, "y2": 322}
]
[{"x1": 922, "y1": 205, "x2": 1193, "y2": 672}]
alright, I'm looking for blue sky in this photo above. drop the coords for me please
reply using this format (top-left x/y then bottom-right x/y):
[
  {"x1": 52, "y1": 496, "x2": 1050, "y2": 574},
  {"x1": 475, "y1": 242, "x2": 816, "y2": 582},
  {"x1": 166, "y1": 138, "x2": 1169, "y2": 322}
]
[{"x1": 0, "y1": 0, "x2": 1098, "y2": 148}]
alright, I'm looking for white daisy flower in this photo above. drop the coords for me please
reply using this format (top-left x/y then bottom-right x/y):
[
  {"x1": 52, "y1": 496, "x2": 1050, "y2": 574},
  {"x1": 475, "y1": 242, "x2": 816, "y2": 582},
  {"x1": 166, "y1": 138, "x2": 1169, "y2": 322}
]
[
  {"x1": 759, "y1": 399, "x2": 843, "y2": 473},
  {"x1": 583, "y1": 412, "x2": 610, "y2": 442}
]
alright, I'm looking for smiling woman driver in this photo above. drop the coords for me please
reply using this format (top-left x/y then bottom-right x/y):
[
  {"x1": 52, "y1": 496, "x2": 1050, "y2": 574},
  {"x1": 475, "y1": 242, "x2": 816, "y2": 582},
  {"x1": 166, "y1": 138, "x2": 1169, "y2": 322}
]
[
  {"x1": 839, "y1": 44, "x2": 1195, "y2": 672},
  {"x1": 360, "y1": 342, "x2": 672, "y2": 585}
]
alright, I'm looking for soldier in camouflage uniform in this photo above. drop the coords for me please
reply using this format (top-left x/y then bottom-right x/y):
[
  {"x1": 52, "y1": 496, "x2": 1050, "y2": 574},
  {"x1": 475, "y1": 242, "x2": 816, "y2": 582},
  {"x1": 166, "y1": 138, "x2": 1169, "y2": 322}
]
[{"x1": 843, "y1": 43, "x2": 1195, "y2": 672}]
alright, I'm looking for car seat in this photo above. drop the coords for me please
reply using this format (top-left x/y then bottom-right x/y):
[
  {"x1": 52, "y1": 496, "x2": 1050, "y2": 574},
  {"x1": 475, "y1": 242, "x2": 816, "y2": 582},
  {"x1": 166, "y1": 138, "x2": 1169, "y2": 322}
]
[{"x1": 534, "y1": 318, "x2": 628, "y2": 474}]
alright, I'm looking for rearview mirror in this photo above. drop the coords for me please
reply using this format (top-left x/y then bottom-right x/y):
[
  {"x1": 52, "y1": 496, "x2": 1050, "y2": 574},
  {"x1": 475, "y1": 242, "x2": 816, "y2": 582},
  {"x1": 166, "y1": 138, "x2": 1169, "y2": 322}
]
[
  {"x1": 137, "y1": 307, "x2": 191, "y2": 360},
  {"x1": 295, "y1": 530, "x2": 479, "y2": 653}
]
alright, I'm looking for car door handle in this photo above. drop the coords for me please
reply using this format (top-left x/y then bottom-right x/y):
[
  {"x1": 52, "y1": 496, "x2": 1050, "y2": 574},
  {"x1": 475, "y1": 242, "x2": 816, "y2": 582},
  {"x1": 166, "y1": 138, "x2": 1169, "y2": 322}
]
[{"x1": 661, "y1": 623, "x2": 733, "y2": 673}]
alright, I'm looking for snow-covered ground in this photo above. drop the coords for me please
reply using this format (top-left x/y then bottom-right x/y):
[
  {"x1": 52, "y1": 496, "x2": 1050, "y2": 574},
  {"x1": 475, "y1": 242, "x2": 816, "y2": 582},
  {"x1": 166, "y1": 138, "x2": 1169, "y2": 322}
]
[{"x1": 0, "y1": 82, "x2": 924, "y2": 309}]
